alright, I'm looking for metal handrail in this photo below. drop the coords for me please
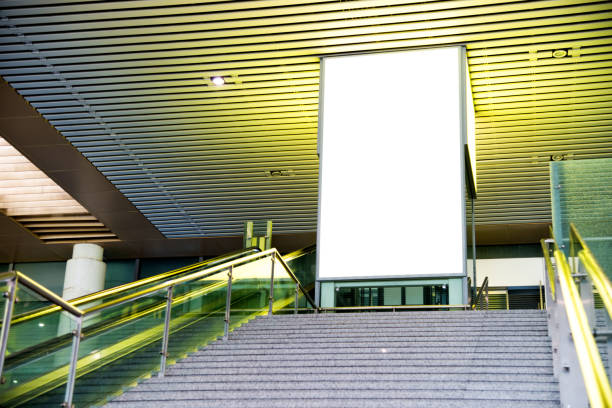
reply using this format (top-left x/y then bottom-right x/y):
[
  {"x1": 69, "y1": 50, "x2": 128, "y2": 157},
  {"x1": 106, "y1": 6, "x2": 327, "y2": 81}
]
[
  {"x1": 472, "y1": 276, "x2": 489, "y2": 310},
  {"x1": 553, "y1": 245, "x2": 612, "y2": 407},
  {"x1": 540, "y1": 239, "x2": 556, "y2": 300},
  {"x1": 320, "y1": 305, "x2": 469, "y2": 312},
  {"x1": 570, "y1": 223, "x2": 612, "y2": 317},
  {"x1": 272, "y1": 251, "x2": 317, "y2": 309},
  {"x1": 282, "y1": 245, "x2": 316, "y2": 262},
  {"x1": 15, "y1": 272, "x2": 84, "y2": 317},
  {"x1": 10, "y1": 247, "x2": 261, "y2": 325}
]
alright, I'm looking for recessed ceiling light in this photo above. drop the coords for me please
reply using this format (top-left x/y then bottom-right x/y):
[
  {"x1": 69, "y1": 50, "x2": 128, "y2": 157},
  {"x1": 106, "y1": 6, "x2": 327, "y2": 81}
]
[
  {"x1": 552, "y1": 49, "x2": 568, "y2": 58},
  {"x1": 211, "y1": 76, "x2": 225, "y2": 86}
]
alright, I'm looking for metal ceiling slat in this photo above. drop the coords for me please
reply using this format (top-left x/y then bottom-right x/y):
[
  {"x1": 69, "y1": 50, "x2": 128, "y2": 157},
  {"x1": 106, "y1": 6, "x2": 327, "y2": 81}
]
[
  {"x1": 474, "y1": 80, "x2": 612, "y2": 99},
  {"x1": 470, "y1": 59, "x2": 612, "y2": 80},
  {"x1": 67, "y1": 124, "x2": 319, "y2": 144},
  {"x1": 91, "y1": 150, "x2": 319, "y2": 167},
  {"x1": 29, "y1": 88, "x2": 320, "y2": 109},
  {"x1": 44, "y1": 101, "x2": 320, "y2": 121},
  {"x1": 140, "y1": 207, "x2": 318, "y2": 216},
  {"x1": 83, "y1": 141, "x2": 318, "y2": 159},
  {"x1": 8, "y1": 64, "x2": 321, "y2": 88},
  {"x1": 476, "y1": 101, "x2": 612, "y2": 118},
  {"x1": 38, "y1": 98, "x2": 321, "y2": 116},
  {"x1": 54, "y1": 112, "x2": 319, "y2": 132},
  {"x1": 476, "y1": 125, "x2": 612, "y2": 142},
  {"x1": 105, "y1": 164, "x2": 319, "y2": 180},
  {"x1": 49, "y1": 105, "x2": 320, "y2": 125},
  {"x1": 477, "y1": 111, "x2": 612, "y2": 128},
  {"x1": 74, "y1": 133, "x2": 318, "y2": 151},
  {"x1": 126, "y1": 188, "x2": 320, "y2": 200},
  {"x1": 136, "y1": 197, "x2": 320, "y2": 209},
  {"x1": 62, "y1": 120, "x2": 318, "y2": 139},
  {"x1": 96, "y1": 155, "x2": 319, "y2": 173},
  {"x1": 469, "y1": 51, "x2": 612, "y2": 73},
  {"x1": 13, "y1": 72, "x2": 320, "y2": 95},
  {"x1": 478, "y1": 145, "x2": 612, "y2": 160},
  {"x1": 472, "y1": 70, "x2": 612, "y2": 92},
  {"x1": 117, "y1": 175, "x2": 319, "y2": 189},
  {"x1": 22, "y1": 80, "x2": 320, "y2": 101},
  {"x1": 0, "y1": 57, "x2": 321, "y2": 80},
  {"x1": 474, "y1": 86, "x2": 612, "y2": 105},
  {"x1": 77, "y1": 133, "x2": 318, "y2": 152},
  {"x1": 476, "y1": 94, "x2": 612, "y2": 112}
]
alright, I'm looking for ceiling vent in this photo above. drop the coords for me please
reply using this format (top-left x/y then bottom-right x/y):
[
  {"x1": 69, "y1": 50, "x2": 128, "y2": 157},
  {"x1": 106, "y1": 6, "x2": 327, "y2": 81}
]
[{"x1": 265, "y1": 169, "x2": 294, "y2": 177}]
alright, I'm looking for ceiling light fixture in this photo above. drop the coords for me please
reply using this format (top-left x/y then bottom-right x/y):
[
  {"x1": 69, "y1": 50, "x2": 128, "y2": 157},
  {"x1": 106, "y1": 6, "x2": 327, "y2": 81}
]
[
  {"x1": 211, "y1": 76, "x2": 225, "y2": 86},
  {"x1": 552, "y1": 49, "x2": 568, "y2": 58}
]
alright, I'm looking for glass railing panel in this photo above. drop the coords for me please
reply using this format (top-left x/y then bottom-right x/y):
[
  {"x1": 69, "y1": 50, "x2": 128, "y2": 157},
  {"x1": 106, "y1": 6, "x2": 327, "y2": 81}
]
[
  {"x1": 550, "y1": 158, "x2": 612, "y2": 278},
  {"x1": 0, "y1": 312, "x2": 78, "y2": 407},
  {"x1": 6, "y1": 285, "x2": 68, "y2": 357},
  {"x1": 272, "y1": 257, "x2": 298, "y2": 314},
  {"x1": 12, "y1": 279, "x2": 54, "y2": 316},
  {"x1": 165, "y1": 273, "x2": 228, "y2": 364},
  {"x1": 229, "y1": 256, "x2": 272, "y2": 331},
  {"x1": 284, "y1": 248, "x2": 316, "y2": 291}
]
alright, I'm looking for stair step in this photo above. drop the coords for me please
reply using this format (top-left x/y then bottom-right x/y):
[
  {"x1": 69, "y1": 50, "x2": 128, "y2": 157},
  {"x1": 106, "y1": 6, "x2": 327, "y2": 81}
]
[
  {"x1": 218, "y1": 335, "x2": 550, "y2": 344},
  {"x1": 202, "y1": 344, "x2": 552, "y2": 353},
  {"x1": 104, "y1": 399, "x2": 560, "y2": 408},
  {"x1": 109, "y1": 389, "x2": 559, "y2": 402},
  {"x1": 154, "y1": 372, "x2": 557, "y2": 384},
  {"x1": 136, "y1": 379, "x2": 559, "y2": 392},
  {"x1": 185, "y1": 351, "x2": 553, "y2": 361},
  {"x1": 167, "y1": 365, "x2": 554, "y2": 375},
  {"x1": 171, "y1": 358, "x2": 553, "y2": 369}
]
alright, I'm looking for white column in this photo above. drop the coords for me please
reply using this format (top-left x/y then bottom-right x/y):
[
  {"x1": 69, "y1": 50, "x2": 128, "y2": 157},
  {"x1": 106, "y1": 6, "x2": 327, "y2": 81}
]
[{"x1": 62, "y1": 243, "x2": 106, "y2": 300}]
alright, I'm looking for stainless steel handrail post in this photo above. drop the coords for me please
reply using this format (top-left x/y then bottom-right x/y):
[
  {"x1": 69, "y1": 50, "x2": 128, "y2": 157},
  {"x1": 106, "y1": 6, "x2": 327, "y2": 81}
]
[
  {"x1": 62, "y1": 315, "x2": 83, "y2": 408},
  {"x1": 0, "y1": 276, "x2": 17, "y2": 381},
  {"x1": 485, "y1": 279, "x2": 489, "y2": 311},
  {"x1": 158, "y1": 286, "x2": 174, "y2": 378},
  {"x1": 294, "y1": 282, "x2": 299, "y2": 315},
  {"x1": 268, "y1": 255, "x2": 275, "y2": 316},
  {"x1": 223, "y1": 266, "x2": 233, "y2": 340}
]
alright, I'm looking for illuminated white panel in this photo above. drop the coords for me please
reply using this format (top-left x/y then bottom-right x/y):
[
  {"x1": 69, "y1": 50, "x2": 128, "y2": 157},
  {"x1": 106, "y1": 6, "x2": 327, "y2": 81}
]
[{"x1": 317, "y1": 47, "x2": 467, "y2": 279}]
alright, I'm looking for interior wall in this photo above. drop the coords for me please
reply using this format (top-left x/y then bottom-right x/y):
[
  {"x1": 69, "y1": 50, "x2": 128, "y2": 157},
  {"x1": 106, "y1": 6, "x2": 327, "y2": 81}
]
[{"x1": 468, "y1": 258, "x2": 545, "y2": 287}]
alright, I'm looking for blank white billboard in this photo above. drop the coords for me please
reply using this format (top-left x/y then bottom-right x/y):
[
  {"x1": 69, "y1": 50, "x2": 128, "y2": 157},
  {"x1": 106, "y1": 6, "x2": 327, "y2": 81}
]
[{"x1": 317, "y1": 47, "x2": 467, "y2": 279}]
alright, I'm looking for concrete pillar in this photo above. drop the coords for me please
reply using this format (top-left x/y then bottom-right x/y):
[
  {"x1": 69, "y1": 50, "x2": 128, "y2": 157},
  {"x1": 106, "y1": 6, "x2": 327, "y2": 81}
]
[{"x1": 62, "y1": 243, "x2": 106, "y2": 300}]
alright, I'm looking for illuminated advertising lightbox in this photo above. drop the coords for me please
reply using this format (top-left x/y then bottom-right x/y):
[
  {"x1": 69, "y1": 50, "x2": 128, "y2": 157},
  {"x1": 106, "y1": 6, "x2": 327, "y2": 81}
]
[{"x1": 317, "y1": 47, "x2": 469, "y2": 279}]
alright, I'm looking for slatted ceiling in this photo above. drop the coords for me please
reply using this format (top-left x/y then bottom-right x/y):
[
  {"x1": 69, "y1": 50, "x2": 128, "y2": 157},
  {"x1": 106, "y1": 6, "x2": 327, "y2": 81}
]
[{"x1": 1, "y1": 2, "x2": 611, "y2": 238}]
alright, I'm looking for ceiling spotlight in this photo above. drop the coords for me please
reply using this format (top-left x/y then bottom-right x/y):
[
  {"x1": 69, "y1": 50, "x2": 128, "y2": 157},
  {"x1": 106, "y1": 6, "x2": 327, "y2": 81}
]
[
  {"x1": 552, "y1": 49, "x2": 568, "y2": 58},
  {"x1": 551, "y1": 154, "x2": 565, "y2": 161},
  {"x1": 211, "y1": 76, "x2": 225, "y2": 86}
]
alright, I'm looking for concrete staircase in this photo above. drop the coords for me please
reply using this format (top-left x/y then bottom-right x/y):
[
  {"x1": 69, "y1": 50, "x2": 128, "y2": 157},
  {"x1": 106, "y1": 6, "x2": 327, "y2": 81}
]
[{"x1": 105, "y1": 310, "x2": 560, "y2": 408}]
